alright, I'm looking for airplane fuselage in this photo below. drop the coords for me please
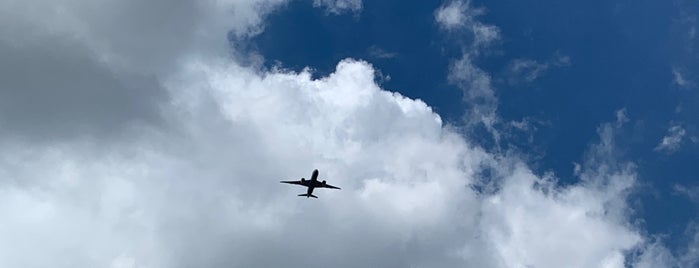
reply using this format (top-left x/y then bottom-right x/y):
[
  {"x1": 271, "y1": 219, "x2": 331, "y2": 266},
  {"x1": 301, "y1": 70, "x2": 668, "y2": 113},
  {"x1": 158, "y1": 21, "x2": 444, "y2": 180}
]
[{"x1": 306, "y1": 169, "x2": 319, "y2": 197}]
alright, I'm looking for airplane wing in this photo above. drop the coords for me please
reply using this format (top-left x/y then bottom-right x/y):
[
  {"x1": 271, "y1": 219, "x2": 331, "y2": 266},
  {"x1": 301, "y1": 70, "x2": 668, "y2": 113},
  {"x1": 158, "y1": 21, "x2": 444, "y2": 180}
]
[
  {"x1": 280, "y1": 180, "x2": 306, "y2": 186},
  {"x1": 319, "y1": 183, "x2": 341, "y2": 189}
]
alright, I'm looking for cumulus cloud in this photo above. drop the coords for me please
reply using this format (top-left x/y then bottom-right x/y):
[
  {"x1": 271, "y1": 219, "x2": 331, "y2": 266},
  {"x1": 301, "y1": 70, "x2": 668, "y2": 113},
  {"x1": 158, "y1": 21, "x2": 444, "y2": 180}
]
[
  {"x1": 475, "y1": 110, "x2": 652, "y2": 267},
  {"x1": 0, "y1": 56, "x2": 658, "y2": 266},
  {"x1": 0, "y1": 0, "x2": 288, "y2": 142},
  {"x1": 313, "y1": 0, "x2": 362, "y2": 15},
  {"x1": 654, "y1": 124, "x2": 687, "y2": 154},
  {"x1": 0, "y1": 0, "x2": 680, "y2": 267}
]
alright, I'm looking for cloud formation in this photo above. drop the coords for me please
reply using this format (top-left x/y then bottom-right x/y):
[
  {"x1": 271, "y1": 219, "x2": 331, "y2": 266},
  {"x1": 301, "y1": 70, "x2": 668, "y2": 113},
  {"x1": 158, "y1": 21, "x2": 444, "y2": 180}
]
[
  {"x1": 434, "y1": 0, "x2": 505, "y2": 146},
  {"x1": 506, "y1": 53, "x2": 571, "y2": 84},
  {"x1": 0, "y1": 57, "x2": 655, "y2": 267},
  {"x1": 0, "y1": 0, "x2": 684, "y2": 267},
  {"x1": 435, "y1": 1, "x2": 471, "y2": 30},
  {"x1": 654, "y1": 124, "x2": 687, "y2": 154},
  {"x1": 367, "y1": 45, "x2": 398, "y2": 59},
  {"x1": 0, "y1": 0, "x2": 288, "y2": 142},
  {"x1": 673, "y1": 67, "x2": 694, "y2": 89},
  {"x1": 313, "y1": 0, "x2": 363, "y2": 15},
  {"x1": 434, "y1": 0, "x2": 500, "y2": 49}
]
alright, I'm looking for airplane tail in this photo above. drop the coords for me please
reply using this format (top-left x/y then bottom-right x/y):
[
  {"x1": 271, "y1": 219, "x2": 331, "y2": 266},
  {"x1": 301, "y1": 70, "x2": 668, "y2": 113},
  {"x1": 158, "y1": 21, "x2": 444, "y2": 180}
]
[{"x1": 298, "y1": 194, "x2": 318, "y2": 198}]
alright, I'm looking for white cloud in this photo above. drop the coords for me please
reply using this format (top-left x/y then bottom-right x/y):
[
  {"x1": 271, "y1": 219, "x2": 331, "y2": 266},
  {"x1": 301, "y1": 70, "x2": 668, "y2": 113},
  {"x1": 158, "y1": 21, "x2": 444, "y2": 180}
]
[
  {"x1": 0, "y1": 0, "x2": 287, "y2": 72},
  {"x1": 448, "y1": 53, "x2": 500, "y2": 142},
  {"x1": 631, "y1": 219, "x2": 699, "y2": 267},
  {"x1": 507, "y1": 59, "x2": 549, "y2": 83},
  {"x1": 474, "y1": 113, "x2": 649, "y2": 267},
  {"x1": 434, "y1": 0, "x2": 500, "y2": 49},
  {"x1": 673, "y1": 67, "x2": 694, "y2": 88},
  {"x1": 674, "y1": 184, "x2": 699, "y2": 203},
  {"x1": 480, "y1": 167, "x2": 640, "y2": 267},
  {"x1": 313, "y1": 0, "x2": 362, "y2": 15},
  {"x1": 0, "y1": 58, "x2": 657, "y2": 266},
  {"x1": 654, "y1": 124, "x2": 687, "y2": 154},
  {"x1": 435, "y1": 1, "x2": 572, "y2": 153},
  {"x1": 0, "y1": 0, "x2": 682, "y2": 267},
  {"x1": 616, "y1": 108, "x2": 629, "y2": 127},
  {"x1": 435, "y1": 1, "x2": 471, "y2": 30},
  {"x1": 470, "y1": 23, "x2": 501, "y2": 49},
  {"x1": 434, "y1": 0, "x2": 504, "y2": 145},
  {"x1": 632, "y1": 241, "x2": 680, "y2": 268},
  {"x1": 367, "y1": 45, "x2": 398, "y2": 59},
  {"x1": 506, "y1": 53, "x2": 572, "y2": 84},
  {"x1": 680, "y1": 224, "x2": 699, "y2": 266},
  {"x1": 0, "y1": 0, "x2": 289, "y2": 141}
]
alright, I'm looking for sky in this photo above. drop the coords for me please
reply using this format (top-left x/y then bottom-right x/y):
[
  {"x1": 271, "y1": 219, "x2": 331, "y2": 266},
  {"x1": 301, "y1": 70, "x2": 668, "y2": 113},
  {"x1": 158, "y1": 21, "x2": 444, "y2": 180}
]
[{"x1": 0, "y1": 0, "x2": 698, "y2": 267}]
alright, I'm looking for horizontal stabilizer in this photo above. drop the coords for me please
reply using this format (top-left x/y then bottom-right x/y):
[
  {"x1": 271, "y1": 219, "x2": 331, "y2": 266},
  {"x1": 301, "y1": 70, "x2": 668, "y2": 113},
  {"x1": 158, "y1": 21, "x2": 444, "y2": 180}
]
[{"x1": 298, "y1": 193, "x2": 318, "y2": 198}]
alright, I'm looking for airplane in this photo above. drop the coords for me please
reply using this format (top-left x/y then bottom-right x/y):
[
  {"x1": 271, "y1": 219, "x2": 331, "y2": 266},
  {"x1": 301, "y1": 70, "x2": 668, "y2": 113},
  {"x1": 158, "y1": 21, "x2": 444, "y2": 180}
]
[{"x1": 280, "y1": 169, "x2": 340, "y2": 198}]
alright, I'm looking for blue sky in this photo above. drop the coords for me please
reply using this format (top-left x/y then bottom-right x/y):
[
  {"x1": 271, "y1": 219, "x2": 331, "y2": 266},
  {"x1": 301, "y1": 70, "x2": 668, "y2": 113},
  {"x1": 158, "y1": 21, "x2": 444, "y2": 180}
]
[
  {"x1": 251, "y1": 0, "x2": 699, "y2": 251},
  {"x1": 1, "y1": 0, "x2": 698, "y2": 266}
]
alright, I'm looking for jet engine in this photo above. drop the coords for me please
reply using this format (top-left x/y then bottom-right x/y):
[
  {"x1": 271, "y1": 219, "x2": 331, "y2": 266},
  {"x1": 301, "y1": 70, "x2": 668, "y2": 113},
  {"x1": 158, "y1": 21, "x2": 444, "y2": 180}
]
[
  {"x1": 301, "y1": 178, "x2": 306, "y2": 182},
  {"x1": 322, "y1": 180, "x2": 326, "y2": 185}
]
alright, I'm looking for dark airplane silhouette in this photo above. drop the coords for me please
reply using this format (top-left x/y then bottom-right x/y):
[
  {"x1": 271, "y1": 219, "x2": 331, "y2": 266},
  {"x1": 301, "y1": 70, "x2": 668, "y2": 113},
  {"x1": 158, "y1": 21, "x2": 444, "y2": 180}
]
[{"x1": 280, "y1": 169, "x2": 340, "y2": 198}]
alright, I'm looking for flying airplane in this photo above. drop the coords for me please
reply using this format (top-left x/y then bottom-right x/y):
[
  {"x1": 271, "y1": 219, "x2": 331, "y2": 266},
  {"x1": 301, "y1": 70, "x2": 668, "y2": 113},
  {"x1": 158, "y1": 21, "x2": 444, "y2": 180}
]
[{"x1": 280, "y1": 169, "x2": 340, "y2": 198}]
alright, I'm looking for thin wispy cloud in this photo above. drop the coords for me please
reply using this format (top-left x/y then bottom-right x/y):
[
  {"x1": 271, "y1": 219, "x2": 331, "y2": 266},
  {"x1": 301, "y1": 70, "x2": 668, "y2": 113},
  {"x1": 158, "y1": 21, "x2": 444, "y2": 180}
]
[
  {"x1": 655, "y1": 124, "x2": 687, "y2": 154},
  {"x1": 367, "y1": 45, "x2": 398, "y2": 59},
  {"x1": 434, "y1": 0, "x2": 500, "y2": 49},
  {"x1": 673, "y1": 67, "x2": 694, "y2": 88},
  {"x1": 313, "y1": 0, "x2": 362, "y2": 15},
  {"x1": 616, "y1": 108, "x2": 629, "y2": 127},
  {"x1": 434, "y1": 0, "x2": 503, "y2": 145},
  {"x1": 506, "y1": 53, "x2": 571, "y2": 84}
]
